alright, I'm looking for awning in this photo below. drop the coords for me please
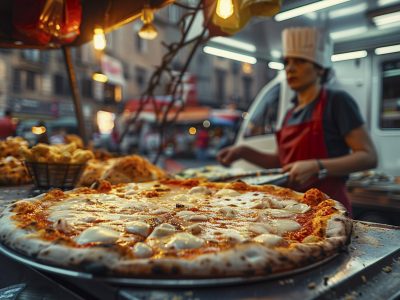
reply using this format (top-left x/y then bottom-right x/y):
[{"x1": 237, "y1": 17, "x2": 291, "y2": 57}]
[{"x1": 125, "y1": 100, "x2": 210, "y2": 124}]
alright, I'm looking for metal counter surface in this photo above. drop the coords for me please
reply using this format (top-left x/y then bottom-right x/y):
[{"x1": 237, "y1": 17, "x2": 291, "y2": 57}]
[{"x1": 0, "y1": 186, "x2": 400, "y2": 300}]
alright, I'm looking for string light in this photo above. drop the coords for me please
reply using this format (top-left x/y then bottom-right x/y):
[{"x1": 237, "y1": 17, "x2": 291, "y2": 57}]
[
  {"x1": 93, "y1": 26, "x2": 106, "y2": 50},
  {"x1": 138, "y1": 5, "x2": 158, "y2": 40},
  {"x1": 216, "y1": 0, "x2": 234, "y2": 19}
]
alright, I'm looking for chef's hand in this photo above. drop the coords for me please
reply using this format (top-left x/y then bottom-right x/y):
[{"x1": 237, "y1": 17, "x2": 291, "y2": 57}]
[
  {"x1": 217, "y1": 146, "x2": 242, "y2": 167},
  {"x1": 282, "y1": 160, "x2": 319, "y2": 186}
]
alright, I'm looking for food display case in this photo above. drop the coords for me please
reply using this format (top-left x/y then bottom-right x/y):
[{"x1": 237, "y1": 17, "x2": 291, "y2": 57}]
[{"x1": 0, "y1": 185, "x2": 400, "y2": 300}]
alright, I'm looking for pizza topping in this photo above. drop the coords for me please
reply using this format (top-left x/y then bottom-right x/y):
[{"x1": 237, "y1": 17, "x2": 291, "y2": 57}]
[
  {"x1": 218, "y1": 207, "x2": 237, "y2": 218},
  {"x1": 152, "y1": 208, "x2": 170, "y2": 214},
  {"x1": 218, "y1": 229, "x2": 246, "y2": 243},
  {"x1": 215, "y1": 189, "x2": 241, "y2": 197},
  {"x1": 187, "y1": 224, "x2": 202, "y2": 235},
  {"x1": 188, "y1": 215, "x2": 208, "y2": 222},
  {"x1": 271, "y1": 219, "x2": 301, "y2": 235},
  {"x1": 188, "y1": 186, "x2": 211, "y2": 194},
  {"x1": 176, "y1": 210, "x2": 195, "y2": 219},
  {"x1": 132, "y1": 242, "x2": 153, "y2": 258},
  {"x1": 125, "y1": 221, "x2": 151, "y2": 237},
  {"x1": 75, "y1": 226, "x2": 120, "y2": 245},
  {"x1": 248, "y1": 223, "x2": 273, "y2": 235},
  {"x1": 268, "y1": 198, "x2": 298, "y2": 209},
  {"x1": 265, "y1": 209, "x2": 295, "y2": 218},
  {"x1": 284, "y1": 203, "x2": 310, "y2": 213},
  {"x1": 54, "y1": 219, "x2": 73, "y2": 234},
  {"x1": 165, "y1": 233, "x2": 204, "y2": 250},
  {"x1": 148, "y1": 223, "x2": 176, "y2": 238},
  {"x1": 253, "y1": 233, "x2": 283, "y2": 247}
]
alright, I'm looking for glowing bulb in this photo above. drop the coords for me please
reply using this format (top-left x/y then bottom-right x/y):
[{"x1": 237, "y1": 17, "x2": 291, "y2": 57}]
[
  {"x1": 32, "y1": 126, "x2": 46, "y2": 135},
  {"x1": 92, "y1": 72, "x2": 108, "y2": 83},
  {"x1": 138, "y1": 23, "x2": 158, "y2": 40},
  {"x1": 216, "y1": 0, "x2": 234, "y2": 19},
  {"x1": 93, "y1": 27, "x2": 106, "y2": 50},
  {"x1": 189, "y1": 127, "x2": 197, "y2": 135},
  {"x1": 138, "y1": 6, "x2": 158, "y2": 40}
]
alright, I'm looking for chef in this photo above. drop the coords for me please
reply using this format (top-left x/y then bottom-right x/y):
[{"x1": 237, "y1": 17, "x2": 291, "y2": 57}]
[{"x1": 217, "y1": 27, "x2": 377, "y2": 213}]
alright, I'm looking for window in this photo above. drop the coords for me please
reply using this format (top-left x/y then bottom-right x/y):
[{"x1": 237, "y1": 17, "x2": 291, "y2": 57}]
[
  {"x1": 53, "y1": 74, "x2": 70, "y2": 96},
  {"x1": 26, "y1": 71, "x2": 36, "y2": 90},
  {"x1": 81, "y1": 78, "x2": 93, "y2": 98},
  {"x1": 167, "y1": 5, "x2": 181, "y2": 23},
  {"x1": 12, "y1": 69, "x2": 22, "y2": 92},
  {"x1": 135, "y1": 67, "x2": 147, "y2": 89},
  {"x1": 242, "y1": 76, "x2": 253, "y2": 105},
  {"x1": 21, "y1": 50, "x2": 40, "y2": 62},
  {"x1": 244, "y1": 84, "x2": 280, "y2": 138},
  {"x1": 104, "y1": 83, "x2": 120, "y2": 104},
  {"x1": 380, "y1": 59, "x2": 400, "y2": 129},
  {"x1": 54, "y1": 74, "x2": 65, "y2": 95},
  {"x1": 135, "y1": 34, "x2": 147, "y2": 53},
  {"x1": 215, "y1": 69, "x2": 226, "y2": 105}
]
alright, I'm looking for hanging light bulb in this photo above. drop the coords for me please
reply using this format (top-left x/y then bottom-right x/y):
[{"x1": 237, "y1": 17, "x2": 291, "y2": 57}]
[
  {"x1": 93, "y1": 26, "x2": 106, "y2": 50},
  {"x1": 138, "y1": 5, "x2": 158, "y2": 40},
  {"x1": 216, "y1": 0, "x2": 234, "y2": 19}
]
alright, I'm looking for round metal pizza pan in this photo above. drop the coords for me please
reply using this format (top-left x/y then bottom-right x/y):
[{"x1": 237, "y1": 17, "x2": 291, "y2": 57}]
[{"x1": 0, "y1": 243, "x2": 338, "y2": 287}]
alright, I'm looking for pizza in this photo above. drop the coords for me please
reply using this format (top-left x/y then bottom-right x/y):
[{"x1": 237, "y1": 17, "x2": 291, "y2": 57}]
[{"x1": 0, "y1": 179, "x2": 352, "y2": 278}]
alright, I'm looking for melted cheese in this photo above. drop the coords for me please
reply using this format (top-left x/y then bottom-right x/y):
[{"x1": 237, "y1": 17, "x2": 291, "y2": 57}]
[
  {"x1": 188, "y1": 215, "x2": 208, "y2": 222},
  {"x1": 148, "y1": 223, "x2": 176, "y2": 238},
  {"x1": 219, "y1": 207, "x2": 237, "y2": 218},
  {"x1": 125, "y1": 221, "x2": 151, "y2": 236},
  {"x1": 188, "y1": 186, "x2": 211, "y2": 194},
  {"x1": 132, "y1": 242, "x2": 153, "y2": 258},
  {"x1": 248, "y1": 223, "x2": 273, "y2": 235},
  {"x1": 75, "y1": 227, "x2": 120, "y2": 244},
  {"x1": 218, "y1": 229, "x2": 245, "y2": 243},
  {"x1": 284, "y1": 203, "x2": 310, "y2": 213},
  {"x1": 253, "y1": 233, "x2": 283, "y2": 247},
  {"x1": 214, "y1": 189, "x2": 241, "y2": 197},
  {"x1": 270, "y1": 219, "x2": 301, "y2": 235},
  {"x1": 265, "y1": 209, "x2": 295, "y2": 218},
  {"x1": 165, "y1": 233, "x2": 204, "y2": 250}
]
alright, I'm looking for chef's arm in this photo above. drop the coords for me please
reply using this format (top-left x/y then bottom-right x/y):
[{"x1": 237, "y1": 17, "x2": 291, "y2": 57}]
[
  {"x1": 319, "y1": 125, "x2": 378, "y2": 176},
  {"x1": 217, "y1": 145, "x2": 281, "y2": 169}
]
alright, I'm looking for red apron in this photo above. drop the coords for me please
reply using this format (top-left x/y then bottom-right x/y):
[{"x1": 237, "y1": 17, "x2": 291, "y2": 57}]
[{"x1": 276, "y1": 88, "x2": 352, "y2": 214}]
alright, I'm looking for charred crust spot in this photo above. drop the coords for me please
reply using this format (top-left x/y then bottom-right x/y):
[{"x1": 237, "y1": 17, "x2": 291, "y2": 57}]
[
  {"x1": 264, "y1": 265, "x2": 272, "y2": 273},
  {"x1": 176, "y1": 203, "x2": 185, "y2": 208},
  {"x1": 151, "y1": 265, "x2": 166, "y2": 275},
  {"x1": 240, "y1": 256, "x2": 246, "y2": 261},
  {"x1": 244, "y1": 269, "x2": 256, "y2": 276},
  {"x1": 226, "y1": 262, "x2": 232, "y2": 267},
  {"x1": 171, "y1": 266, "x2": 180, "y2": 275}
]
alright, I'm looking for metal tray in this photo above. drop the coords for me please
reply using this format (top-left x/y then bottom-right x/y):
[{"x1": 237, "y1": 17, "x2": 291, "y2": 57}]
[{"x1": 0, "y1": 243, "x2": 336, "y2": 287}]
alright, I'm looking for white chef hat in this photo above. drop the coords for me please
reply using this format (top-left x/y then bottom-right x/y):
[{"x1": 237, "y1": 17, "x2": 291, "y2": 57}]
[{"x1": 282, "y1": 27, "x2": 332, "y2": 68}]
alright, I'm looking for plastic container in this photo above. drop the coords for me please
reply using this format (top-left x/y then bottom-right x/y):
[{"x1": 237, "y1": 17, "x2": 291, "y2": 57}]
[{"x1": 25, "y1": 161, "x2": 86, "y2": 189}]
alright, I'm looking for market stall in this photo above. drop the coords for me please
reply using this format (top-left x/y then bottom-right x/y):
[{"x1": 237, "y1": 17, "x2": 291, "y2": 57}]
[{"x1": 0, "y1": 1, "x2": 399, "y2": 300}]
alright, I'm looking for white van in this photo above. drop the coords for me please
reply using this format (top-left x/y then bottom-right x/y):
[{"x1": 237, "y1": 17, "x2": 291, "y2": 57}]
[{"x1": 233, "y1": 52, "x2": 400, "y2": 177}]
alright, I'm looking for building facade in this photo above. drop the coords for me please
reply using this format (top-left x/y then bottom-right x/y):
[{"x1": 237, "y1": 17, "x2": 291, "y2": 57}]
[{"x1": 0, "y1": 4, "x2": 275, "y2": 136}]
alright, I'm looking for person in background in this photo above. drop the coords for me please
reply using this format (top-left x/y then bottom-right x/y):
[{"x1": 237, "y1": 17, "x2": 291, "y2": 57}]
[
  {"x1": 36, "y1": 120, "x2": 49, "y2": 144},
  {"x1": 50, "y1": 128, "x2": 66, "y2": 145},
  {"x1": 0, "y1": 109, "x2": 16, "y2": 139},
  {"x1": 195, "y1": 128, "x2": 210, "y2": 161},
  {"x1": 217, "y1": 27, "x2": 377, "y2": 214}
]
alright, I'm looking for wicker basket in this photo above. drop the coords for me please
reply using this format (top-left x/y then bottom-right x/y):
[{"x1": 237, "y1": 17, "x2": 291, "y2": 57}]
[{"x1": 25, "y1": 161, "x2": 86, "y2": 189}]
